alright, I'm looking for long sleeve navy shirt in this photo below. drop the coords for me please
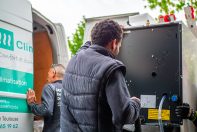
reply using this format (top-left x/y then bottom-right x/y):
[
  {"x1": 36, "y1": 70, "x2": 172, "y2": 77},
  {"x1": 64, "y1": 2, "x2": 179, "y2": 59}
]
[{"x1": 106, "y1": 66, "x2": 141, "y2": 129}]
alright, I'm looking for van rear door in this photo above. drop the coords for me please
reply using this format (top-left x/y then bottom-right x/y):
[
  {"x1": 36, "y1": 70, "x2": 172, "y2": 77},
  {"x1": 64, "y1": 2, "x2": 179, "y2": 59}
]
[{"x1": 0, "y1": 0, "x2": 33, "y2": 131}]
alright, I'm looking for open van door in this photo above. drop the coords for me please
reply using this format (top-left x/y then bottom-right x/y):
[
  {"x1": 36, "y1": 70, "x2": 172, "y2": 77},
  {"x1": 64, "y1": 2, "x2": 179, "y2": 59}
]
[
  {"x1": 0, "y1": 0, "x2": 34, "y2": 131},
  {"x1": 0, "y1": 0, "x2": 69, "y2": 131}
]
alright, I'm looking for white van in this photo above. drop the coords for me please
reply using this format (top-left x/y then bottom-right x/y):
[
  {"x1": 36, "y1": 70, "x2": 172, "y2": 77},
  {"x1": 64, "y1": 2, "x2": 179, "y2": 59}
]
[{"x1": 0, "y1": 0, "x2": 69, "y2": 131}]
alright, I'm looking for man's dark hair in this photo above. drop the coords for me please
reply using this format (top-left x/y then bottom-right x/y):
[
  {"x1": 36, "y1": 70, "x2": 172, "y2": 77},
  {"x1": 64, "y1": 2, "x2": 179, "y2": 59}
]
[{"x1": 91, "y1": 19, "x2": 123, "y2": 47}]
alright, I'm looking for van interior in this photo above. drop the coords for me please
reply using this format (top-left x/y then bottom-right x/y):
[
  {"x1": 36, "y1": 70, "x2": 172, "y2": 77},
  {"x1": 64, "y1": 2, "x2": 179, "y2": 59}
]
[{"x1": 33, "y1": 21, "x2": 53, "y2": 105}]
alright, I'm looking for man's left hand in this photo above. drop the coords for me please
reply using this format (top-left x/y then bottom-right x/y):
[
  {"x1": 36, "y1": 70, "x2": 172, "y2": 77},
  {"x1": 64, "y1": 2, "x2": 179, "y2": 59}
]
[{"x1": 27, "y1": 89, "x2": 36, "y2": 104}]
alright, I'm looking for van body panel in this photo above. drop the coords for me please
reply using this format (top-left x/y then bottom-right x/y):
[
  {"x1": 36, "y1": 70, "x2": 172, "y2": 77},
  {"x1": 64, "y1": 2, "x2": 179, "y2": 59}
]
[
  {"x1": 0, "y1": 0, "x2": 33, "y2": 132},
  {"x1": 0, "y1": 0, "x2": 69, "y2": 131},
  {"x1": 0, "y1": 0, "x2": 32, "y2": 32}
]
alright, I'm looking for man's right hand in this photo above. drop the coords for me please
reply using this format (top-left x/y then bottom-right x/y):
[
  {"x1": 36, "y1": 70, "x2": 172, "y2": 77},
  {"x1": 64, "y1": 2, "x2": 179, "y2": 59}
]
[
  {"x1": 27, "y1": 89, "x2": 36, "y2": 104},
  {"x1": 131, "y1": 96, "x2": 140, "y2": 104}
]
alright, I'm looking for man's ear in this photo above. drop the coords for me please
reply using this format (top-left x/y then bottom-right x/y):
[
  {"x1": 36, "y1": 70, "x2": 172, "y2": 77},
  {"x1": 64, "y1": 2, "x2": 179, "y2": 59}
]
[
  {"x1": 52, "y1": 71, "x2": 56, "y2": 78},
  {"x1": 111, "y1": 39, "x2": 117, "y2": 50}
]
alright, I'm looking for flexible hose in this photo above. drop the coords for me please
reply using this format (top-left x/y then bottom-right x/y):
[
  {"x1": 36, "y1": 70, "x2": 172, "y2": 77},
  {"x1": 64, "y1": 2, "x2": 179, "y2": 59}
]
[{"x1": 158, "y1": 95, "x2": 166, "y2": 132}]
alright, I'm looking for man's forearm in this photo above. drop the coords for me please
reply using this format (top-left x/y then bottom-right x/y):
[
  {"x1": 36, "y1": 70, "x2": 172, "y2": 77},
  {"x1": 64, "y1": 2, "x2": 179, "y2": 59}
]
[
  {"x1": 124, "y1": 99, "x2": 141, "y2": 124},
  {"x1": 189, "y1": 110, "x2": 197, "y2": 127},
  {"x1": 28, "y1": 103, "x2": 51, "y2": 116},
  {"x1": 106, "y1": 70, "x2": 141, "y2": 126}
]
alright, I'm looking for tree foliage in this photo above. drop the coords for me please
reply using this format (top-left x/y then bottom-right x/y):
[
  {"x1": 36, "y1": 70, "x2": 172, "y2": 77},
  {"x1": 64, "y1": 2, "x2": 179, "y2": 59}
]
[
  {"x1": 145, "y1": 0, "x2": 197, "y2": 15},
  {"x1": 68, "y1": 17, "x2": 86, "y2": 55}
]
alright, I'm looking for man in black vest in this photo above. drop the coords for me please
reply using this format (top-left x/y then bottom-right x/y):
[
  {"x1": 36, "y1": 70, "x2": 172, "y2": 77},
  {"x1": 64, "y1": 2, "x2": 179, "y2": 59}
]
[
  {"x1": 27, "y1": 64, "x2": 65, "y2": 132},
  {"x1": 61, "y1": 19, "x2": 141, "y2": 132}
]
